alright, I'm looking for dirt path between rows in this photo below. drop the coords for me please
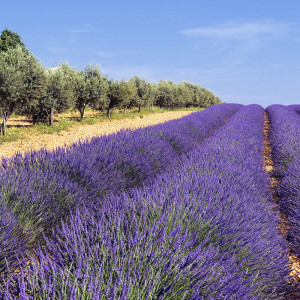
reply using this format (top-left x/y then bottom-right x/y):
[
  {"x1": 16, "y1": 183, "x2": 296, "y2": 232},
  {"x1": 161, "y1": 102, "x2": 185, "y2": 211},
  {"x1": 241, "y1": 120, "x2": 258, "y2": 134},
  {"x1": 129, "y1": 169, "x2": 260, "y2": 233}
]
[
  {"x1": 0, "y1": 111, "x2": 193, "y2": 159},
  {"x1": 263, "y1": 112, "x2": 300, "y2": 296}
]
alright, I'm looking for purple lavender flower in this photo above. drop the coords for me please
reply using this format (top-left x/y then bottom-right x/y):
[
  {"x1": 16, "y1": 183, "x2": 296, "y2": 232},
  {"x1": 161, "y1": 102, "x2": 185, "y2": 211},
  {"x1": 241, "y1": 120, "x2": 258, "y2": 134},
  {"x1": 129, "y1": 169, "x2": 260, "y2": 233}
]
[{"x1": 1, "y1": 104, "x2": 291, "y2": 298}]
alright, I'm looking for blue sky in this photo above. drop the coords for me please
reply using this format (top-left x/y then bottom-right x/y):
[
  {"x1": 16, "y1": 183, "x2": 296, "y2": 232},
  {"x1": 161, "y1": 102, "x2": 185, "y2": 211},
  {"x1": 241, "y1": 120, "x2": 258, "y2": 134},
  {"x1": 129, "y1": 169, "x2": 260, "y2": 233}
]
[{"x1": 2, "y1": 0, "x2": 300, "y2": 107}]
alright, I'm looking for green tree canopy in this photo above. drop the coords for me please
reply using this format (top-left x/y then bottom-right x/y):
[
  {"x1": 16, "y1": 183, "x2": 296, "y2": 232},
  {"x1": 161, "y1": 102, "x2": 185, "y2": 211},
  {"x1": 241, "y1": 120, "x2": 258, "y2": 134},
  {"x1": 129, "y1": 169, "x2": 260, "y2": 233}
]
[
  {"x1": 148, "y1": 82, "x2": 158, "y2": 110},
  {"x1": 157, "y1": 80, "x2": 178, "y2": 108},
  {"x1": 0, "y1": 28, "x2": 29, "y2": 54},
  {"x1": 131, "y1": 75, "x2": 150, "y2": 112},
  {"x1": 74, "y1": 63, "x2": 109, "y2": 120},
  {"x1": 177, "y1": 82, "x2": 194, "y2": 107},
  {"x1": 117, "y1": 79, "x2": 136, "y2": 112},
  {"x1": 23, "y1": 63, "x2": 79, "y2": 125},
  {"x1": 55, "y1": 62, "x2": 78, "y2": 113},
  {"x1": 106, "y1": 79, "x2": 120, "y2": 117},
  {"x1": 0, "y1": 46, "x2": 46, "y2": 134},
  {"x1": 0, "y1": 28, "x2": 223, "y2": 125}
]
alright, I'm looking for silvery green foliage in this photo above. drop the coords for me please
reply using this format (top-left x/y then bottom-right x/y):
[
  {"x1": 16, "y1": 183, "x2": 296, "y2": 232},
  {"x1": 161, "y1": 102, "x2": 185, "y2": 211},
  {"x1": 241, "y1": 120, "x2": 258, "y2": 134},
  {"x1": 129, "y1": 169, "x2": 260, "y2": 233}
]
[{"x1": 1, "y1": 105, "x2": 291, "y2": 299}]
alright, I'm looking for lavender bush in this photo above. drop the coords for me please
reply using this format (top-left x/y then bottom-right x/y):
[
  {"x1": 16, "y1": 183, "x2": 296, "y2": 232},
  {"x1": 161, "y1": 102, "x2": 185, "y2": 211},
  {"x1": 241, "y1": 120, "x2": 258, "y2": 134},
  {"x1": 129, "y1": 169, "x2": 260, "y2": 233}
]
[
  {"x1": 0, "y1": 203, "x2": 28, "y2": 275},
  {"x1": 1, "y1": 105, "x2": 290, "y2": 299},
  {"x1": 0, "y1": 104, "x2": 241, "y2": 270},
  {"x1": 266, "y1": 105, "x2": 300, "y2": 273},
  {"x1": 289, "y1": 104, "x2": 300, "y2": 114}
]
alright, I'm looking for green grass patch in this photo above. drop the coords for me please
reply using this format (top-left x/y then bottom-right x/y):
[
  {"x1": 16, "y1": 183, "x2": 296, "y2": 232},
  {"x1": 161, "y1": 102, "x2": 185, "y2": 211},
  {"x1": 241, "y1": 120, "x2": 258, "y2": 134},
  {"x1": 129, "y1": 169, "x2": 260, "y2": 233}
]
[
  {"x1": 35, "y1": 118, "x2": 76, "y2": 134},
  {"x1": 0, "y1": 128, "x2": 26, "y2": 144},
  {"x1": 95, "y1": 106, "x2": 203, "y2": 121},
  {"x1": 9, "y1": 112, "x2": 21, "y2": 118},
  {"x1": 81, "y1": 117, "x2": 97, "y2": 125}
]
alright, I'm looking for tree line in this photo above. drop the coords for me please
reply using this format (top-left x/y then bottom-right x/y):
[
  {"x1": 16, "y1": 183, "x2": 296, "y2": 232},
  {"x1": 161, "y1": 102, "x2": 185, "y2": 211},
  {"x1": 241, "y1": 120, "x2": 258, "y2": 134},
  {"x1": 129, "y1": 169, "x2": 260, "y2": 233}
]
[{"x1": 0, "y1": 29, "x2": 222, "y2": 135}]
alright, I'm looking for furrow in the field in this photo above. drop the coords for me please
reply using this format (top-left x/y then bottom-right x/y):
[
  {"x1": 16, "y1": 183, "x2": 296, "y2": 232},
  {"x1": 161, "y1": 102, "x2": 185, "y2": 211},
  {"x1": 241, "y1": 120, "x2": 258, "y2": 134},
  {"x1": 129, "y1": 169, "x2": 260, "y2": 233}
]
[
  {"x1": 265, "y1": 105, "x2": 300, "y2": 296},
  {"x1": 0, "y1": 103, "x2": 242, "y2": 278},
  {"x1": 1, "y1": 105, "x2": 291, "y2": 298},
  {"x1": 263, "y1": 112, "x2": 299, "y2": 287},
  {"x1": 263, "y1": 112, "x2": 288, "y2": 234}
]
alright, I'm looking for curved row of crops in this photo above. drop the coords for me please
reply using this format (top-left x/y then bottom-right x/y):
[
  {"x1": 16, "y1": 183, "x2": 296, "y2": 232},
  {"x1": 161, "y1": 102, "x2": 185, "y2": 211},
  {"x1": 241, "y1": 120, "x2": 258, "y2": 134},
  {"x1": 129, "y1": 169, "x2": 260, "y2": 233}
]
[
  {"x1": 0, "y1": 104, "x2": 241, "y2": 278},
  {"x1": 267, "y1": 105, "x2": 300, "y2": 270},
  {"x1": 0, "y1": 104, "x2": 293, "y2": 299},
  {"x1": 288, "y1": 104, "x2": 300, "y2": 114}
]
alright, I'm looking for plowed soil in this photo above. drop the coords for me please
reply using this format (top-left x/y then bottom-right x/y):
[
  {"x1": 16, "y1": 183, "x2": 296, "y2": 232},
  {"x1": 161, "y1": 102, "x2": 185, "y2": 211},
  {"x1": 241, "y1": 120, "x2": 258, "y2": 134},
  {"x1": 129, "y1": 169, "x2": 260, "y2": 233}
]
[{"x1": 0, "y1": 111, "x2": 193, "y2": 159}]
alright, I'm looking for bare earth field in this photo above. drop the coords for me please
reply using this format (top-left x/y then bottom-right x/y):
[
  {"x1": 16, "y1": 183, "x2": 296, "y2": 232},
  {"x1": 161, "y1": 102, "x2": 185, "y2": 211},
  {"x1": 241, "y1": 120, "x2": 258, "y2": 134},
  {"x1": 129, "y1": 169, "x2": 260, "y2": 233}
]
[{"x1": 0, "y1": 111, "x2": 193, "y2": 159}]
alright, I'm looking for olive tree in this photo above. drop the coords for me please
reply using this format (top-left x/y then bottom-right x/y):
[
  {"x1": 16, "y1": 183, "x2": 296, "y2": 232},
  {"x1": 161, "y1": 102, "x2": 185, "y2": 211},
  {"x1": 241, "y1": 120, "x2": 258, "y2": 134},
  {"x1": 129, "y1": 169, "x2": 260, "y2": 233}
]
[
  {"x1": 117, "y1": 79, "x2": 136, "y2": 113},
  {"x1": 0, "y1": 46, "x2": 46, "y2": 134},
  {"x1": 106, "y1": 79, "x2": 119, "y2": 117},
  {"x1": 198, "y1": 88, "x2": 221, "y2": 108},
  {"x1": 130, "y1": 76, "x2": 151, "y2": 112},
  {"x1": 0, "y1": 28, "x2": 28, "y2": 54},
  {"x1": 24, "y1": 63, "x2": 77, "y2": 126},
  {"x1": 156, "y1": 80, "x2": 177, "y2": 108},
  {"x1": 74, "y1": 63, "x2": 109, "y2": 120},
  {"x1": 90, "y1": 76, "x2": 109, "y2": 112},
  {"x1": 177, "y1": 82, "x2": 194, "y2": 107},
  {"x1": 37, "y1": 68, "x2": 64, "y2": 125},
  {"x1": 148, "y1": 82, "x2": 158, "y2": 110},
  {"x1": 56, "y1": 62, "x2": 77, "y2": 113}
]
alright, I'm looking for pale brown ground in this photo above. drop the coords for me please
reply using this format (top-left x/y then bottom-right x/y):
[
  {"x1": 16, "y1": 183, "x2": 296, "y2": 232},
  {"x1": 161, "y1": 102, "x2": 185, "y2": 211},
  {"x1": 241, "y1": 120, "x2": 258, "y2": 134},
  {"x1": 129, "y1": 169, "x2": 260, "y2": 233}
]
[
  {"x1": 263, "y1": 112, "x2": 300, "y2": 289},
  {"x1": 0, "y1": 111, "x2": 193, "y2": 159}
]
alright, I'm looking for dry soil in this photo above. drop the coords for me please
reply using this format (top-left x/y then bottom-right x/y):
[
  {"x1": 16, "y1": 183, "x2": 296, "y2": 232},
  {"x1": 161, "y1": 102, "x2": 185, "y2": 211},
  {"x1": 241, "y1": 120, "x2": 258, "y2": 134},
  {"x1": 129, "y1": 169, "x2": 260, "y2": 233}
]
[{"x1": 0, "y1": 111, "x2": 193, "y2": 159}]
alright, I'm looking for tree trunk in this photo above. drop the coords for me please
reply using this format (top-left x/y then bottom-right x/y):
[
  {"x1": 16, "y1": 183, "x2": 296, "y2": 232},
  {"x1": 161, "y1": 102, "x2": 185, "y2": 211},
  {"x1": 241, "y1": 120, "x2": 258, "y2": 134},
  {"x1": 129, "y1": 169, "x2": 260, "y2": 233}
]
[
  {"x1": 49, "y1": 107, "x2": 54, "y2": 126},
  {"x1": 80, "y1": 109, "x2": 84, "y2": 120},
  {"x1": 1, "y1": 104, "x2": 15, "y2": 135},
  {"x1": 32, "y1": 114, "x2": 38, "y2": 125},
  {"x1": 1, "y1": 115, "x2": 6, "y2": 136},
  {"x1": 1, "y1": 108, "x2": 8, "y2": 136},
  {"x1": 151, "y1": 103, "x2": 154, "y2": 111},
  {"x1": 123, "y1": 106, "x2": 127, "y2": 113},
  {"x1": 107, "y1": 107, "x2": 111, "y2": 118},
  {"x1": 138, "y1": 104, "x2": 141, "y2": 113}
]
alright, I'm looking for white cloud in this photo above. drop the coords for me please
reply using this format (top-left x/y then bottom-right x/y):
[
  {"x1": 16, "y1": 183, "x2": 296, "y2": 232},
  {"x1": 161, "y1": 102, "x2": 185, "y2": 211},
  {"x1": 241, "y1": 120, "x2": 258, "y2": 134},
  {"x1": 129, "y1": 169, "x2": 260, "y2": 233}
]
[{"x1": 180, "y1": 20, "x2": 292, "y2": 41}]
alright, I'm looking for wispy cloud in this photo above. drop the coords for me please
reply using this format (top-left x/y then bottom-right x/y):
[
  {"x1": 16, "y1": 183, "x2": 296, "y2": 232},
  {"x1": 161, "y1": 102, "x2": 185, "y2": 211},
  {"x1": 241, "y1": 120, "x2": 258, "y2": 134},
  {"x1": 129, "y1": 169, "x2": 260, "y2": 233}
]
[
  {"x1": 180, "y1": 20, "x2": 294, "y2": 66},
  {"x1": 180, "y1": 20, "x2": 292, "y2": 41}
]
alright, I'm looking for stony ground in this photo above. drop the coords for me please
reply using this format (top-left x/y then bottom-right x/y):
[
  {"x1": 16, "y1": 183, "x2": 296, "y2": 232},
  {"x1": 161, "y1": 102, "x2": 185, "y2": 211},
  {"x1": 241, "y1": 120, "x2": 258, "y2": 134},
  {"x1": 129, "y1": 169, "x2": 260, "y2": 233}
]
[{"x1": 0, "y1": 111, "x2": 193, "y2": 159}]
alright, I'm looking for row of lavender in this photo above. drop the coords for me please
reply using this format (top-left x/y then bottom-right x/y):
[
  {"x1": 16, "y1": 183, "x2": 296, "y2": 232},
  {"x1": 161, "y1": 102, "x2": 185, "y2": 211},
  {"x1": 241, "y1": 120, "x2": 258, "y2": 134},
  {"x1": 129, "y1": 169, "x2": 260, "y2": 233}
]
[
  {"x1": 266, "y1": 105, "x2": 300, "y2": 271},
  {"x1": 0, "y1": 104, "x2": 241, "y2": 275},
  {"x1": 288, "y1": 104, "x2": 300, "y2": 114},
  {"x1": 1, "y1": 105, "x2": 291, "y2": 299}
]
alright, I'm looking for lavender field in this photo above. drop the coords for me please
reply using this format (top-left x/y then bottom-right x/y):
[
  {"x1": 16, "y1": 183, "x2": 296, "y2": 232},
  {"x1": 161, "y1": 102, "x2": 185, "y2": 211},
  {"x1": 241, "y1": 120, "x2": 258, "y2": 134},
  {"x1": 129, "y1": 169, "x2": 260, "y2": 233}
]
[{"x1": 0, "y1": 103, "x2": 300, "y2": 299}]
